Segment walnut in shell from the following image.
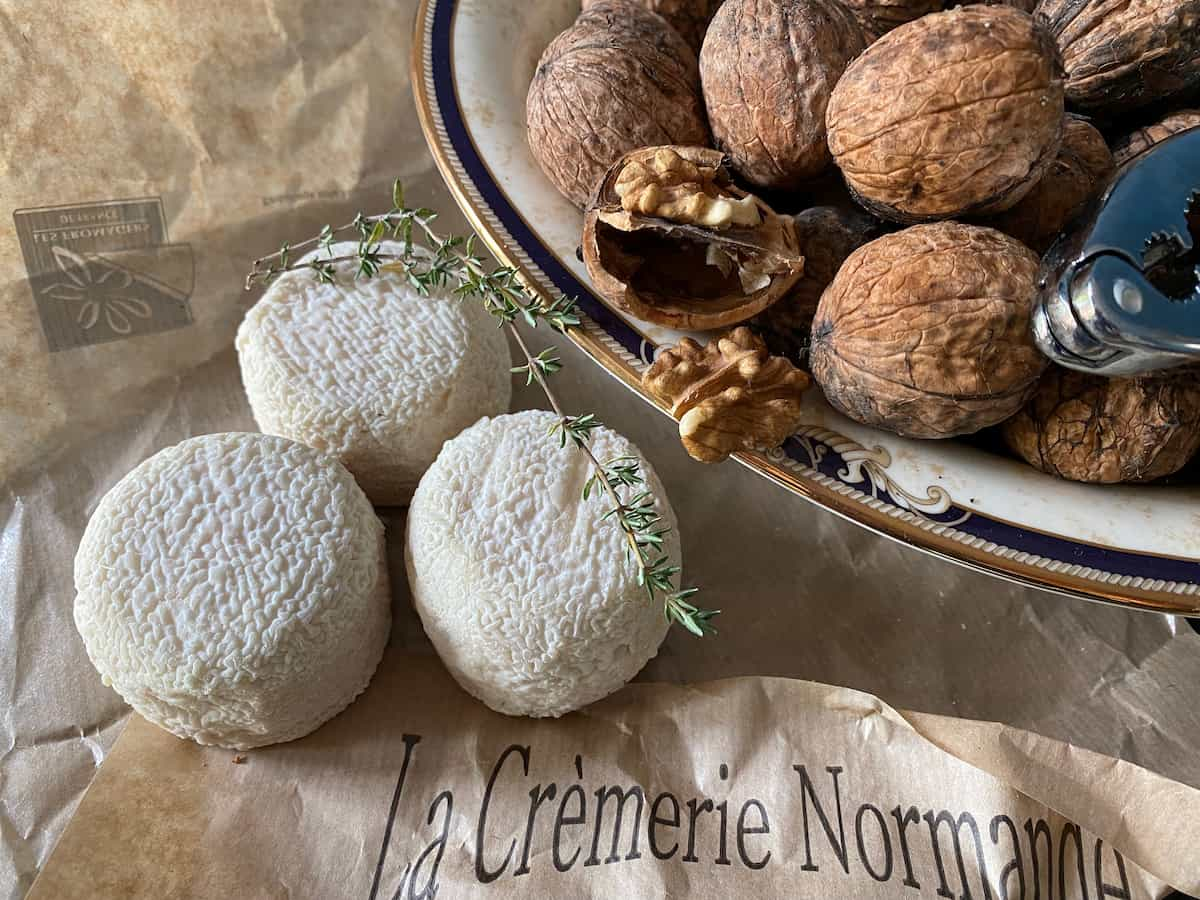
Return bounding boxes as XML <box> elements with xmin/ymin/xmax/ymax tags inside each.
<box><xmin>826</xmin><ymin>6</ymin><xmax>1065</xmax><ymax>224</ymax></box>
<box><xmin>525</xmin><ymin>1</ymin><xmax>709</xmax><ymax>209</ymax></box>
<box><xmin>986</xmin><ymin>115</ymin><xmax>1114</xmax><ymax>253</ymax></box>
<box><xmin>810</xmin><ymin>222</ymin><xmax>1046</xmax><ymax>439</ymax></box>
<box><xmin>751</xmin><ymin>205</ymin><xmax>885</xmax><ymax>362</ymax></box>
<box><xmin>1111</xmin><ymin>109</ymin><xmax>1200</xmax><ymax>167</ymax></box>
<box><xmin>700</xmin><ymin>0</ymin><xmax>866</xmax><ymax>191</ymax></box>
<box><xmin>643</xmin><ymin>327</ymin><xmax>812</xmax><ymax>462</ymax></box>
<box><xmin>582</xmin><ymin>146</ymin><xmax>805</xmax><ymax>330</ymax></box>
<box><xmin>982</xmin><ymin>0</ymin><xmax>1037</xmax><ymax>10</ymax></box>
<box><xmin>1035</xmin><ymin>0</ymin><xmax>1200</xmax><ymax>113</ymax></box>
<box><xmin>1003</xmin><ymin>366</ymin><xmax>1200</xmax><ymax>483</ymax></box>
<box><xmin>840</xmin><ymin>0</ymin><xmax>943</xmax><ymax>42</ymax></box>
<box><xmin>584</xmin><ymin>0</ymin><xmax>723</xmax><ymax>53</ymax></box>
<box><xmin>854</xmin><ymin>0</ymin><xmax>1037</xmax><ymax>36</ymax></box>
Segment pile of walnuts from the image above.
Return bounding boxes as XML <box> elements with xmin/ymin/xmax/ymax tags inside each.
<box><xmin>527</xmin><ymin>0</ymin><xmax>1200</xmax><ymax>483</ymax></box>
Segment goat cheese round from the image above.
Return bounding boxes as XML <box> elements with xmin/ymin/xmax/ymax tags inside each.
<box><xmin>73</xmin><ymin>432</ymin><xmax>391</xmax><ymax>750</ymax></box>
<box><xmin>406</xmin><ymin>410</ymin><xmax>678</xmax><ymax>717</ymax></box>
<box><xmin>237</xmin><ymin>241</ymin><xmax>512</xmax><ymax>506</ymax></box>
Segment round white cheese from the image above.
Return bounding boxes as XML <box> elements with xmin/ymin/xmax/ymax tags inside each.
<box><xmin>236</xmin><ymin>241</ymin><xmax>512</xmax><ymax>505</ymax></box>
<box><xmin>405</xmin><ymin>410</ymin><xmax>677</xmax><ymax>717</ymax></box>
<box><xmin>73</xmin><ymin>432</ymin><xmax>391</xmax><ymax>750</ymax></box>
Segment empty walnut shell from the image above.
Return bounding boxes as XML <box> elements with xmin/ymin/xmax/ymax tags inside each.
<box><xmin>827</xmin><ymin>6</ymin><xmax>1065</xmax><ymax>224</ymax></box>
<box><xmin>840</xmin><ymin>0</ymin><xmax>943</xmax><ymax>41</ymax></box>
<box><xmin>584</xmin><ymin>0</ymin><xmax>723</xmax><ymax>53</ymax></box>
<box><xmin>525</xmin><ymin>1</ymin><xmax>709</xmax><ymax>209</ymax></box>
<box><xmin>700</xmin><ymin>0</ymin><xmax>866</xmax><ymax>191</ymax></box>
<box><xmin>751</xmin><ymin>205</ymin><xmax>884</xmax><ymax>362</ymax></box>
<box><xmin>986</xmin><ymin>115</ymin><xmax>1114</xmax><ymax>253</ymax></box>
<box><xmin>1003</xmin><ymin>366</ymin><xmax>1200</xmax><ymax>483</ymax></box>
<box><xmin>1035</xmin><ymin>0</ymin><xmax>1200</xmax><ymax>113</ymax></box>
<box><xmin>811</xmin><ymin>222</ymin><xmax>1046</xmax><ymax>439</ymax></box>
<box><xmin>582</xmin><ymin>146</ymin><xmax>805</xmax><ymax>330</ymax></box>
<box><xmin>1111</xmin><ymin>109</ymin><xmax>1200</xmax><ymax>167</ymax></box>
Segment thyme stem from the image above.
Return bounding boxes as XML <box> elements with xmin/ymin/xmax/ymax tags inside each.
<box><xmin>244</xmin><ymin>182</ymin><xmax>718</xmax><ymax>636</ymax></box>
<box><xmin>507</xmin><ymin>316</ymin><xmax>651</xmax><ymax>568</ymax></box>
<box><xmin>506</xmin><ymin>316</ymin><xmax>564</xmax><ymax>418</ymax></box>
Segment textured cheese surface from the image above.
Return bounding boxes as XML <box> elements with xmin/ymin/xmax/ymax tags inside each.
<box><xmin>406</xmin><ymin>411</ymin><xmax>677</xmax><ymax>717</ymax></box>
<box><xmin>73</xmin><ymin>432</ymin><xmax>390</xmax><ymax>750</ymax></box>
<box><xmin>237</xmin><ymin>241</ymin><xmax>512</xmax><ymax>505</ymax></box>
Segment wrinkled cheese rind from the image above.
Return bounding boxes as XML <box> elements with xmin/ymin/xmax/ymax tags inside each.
<box><xmin>237</xmin><ymin>241</ymin><xmax>512</xmax><ymax>505</ymax></box>
<box><xmin>73</xmin><ymin>432</ymin><xmax>390</xmax><ymax>750</ymax></box>
<box><xmin>405</xmin><ymin>410</ymin><xmax>677</xmax><ymax>718</ymax></box>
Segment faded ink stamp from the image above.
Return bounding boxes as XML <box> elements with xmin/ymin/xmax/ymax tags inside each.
<box><xmin>14</xmin><ymin>198</ymin><xmax>194</xmax><ymax>351</ymax></box>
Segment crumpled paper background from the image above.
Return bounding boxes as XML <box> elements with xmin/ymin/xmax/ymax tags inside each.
<box><xmin>24</xmin><ymin>652</ymin><xmax>1200</xmax><ymax>898</ymax></box>
<box><xmin>2</xmin><ymin>0</ymin><xmax>1200</xmax><ymax>897</ymax></box>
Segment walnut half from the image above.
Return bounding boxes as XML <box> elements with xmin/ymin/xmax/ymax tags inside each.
<box><xmin>615</xmin><ymin>147</ymin><xmax>762</xmax><ymax>229</ymax></box>
<box><xmin>582</xmin><ymin>145</ymin><xmax>805</xmax><ymax>330</ymax></box>
<box><xmin>643</xmin><ymin>327</ymin><xmax>811</xmax><ymax>463</ymax></box>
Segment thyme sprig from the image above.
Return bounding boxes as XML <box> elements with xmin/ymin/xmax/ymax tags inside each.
<box><xmin>245</xmin><ymin>181</ymin><xmax>718</xmax><ymax>636</ymax></box>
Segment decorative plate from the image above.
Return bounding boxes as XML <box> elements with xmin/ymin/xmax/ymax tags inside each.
<box><xmin>411</xmin><ymin>0</ymin><xmax>1200</xmax><ymax>614</ymax></box>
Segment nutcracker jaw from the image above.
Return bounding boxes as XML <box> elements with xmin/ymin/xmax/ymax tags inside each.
<box><xmin>1033</xmin><ymin>127</ymin><xmax>1200</xmax><ymax>377</ymax></box>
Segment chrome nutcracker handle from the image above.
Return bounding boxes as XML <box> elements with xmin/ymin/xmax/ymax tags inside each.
<box><xmin>1033</xmin><ymin>127</ymin><xmax>1200</xmax><ymax>377</ymax></box>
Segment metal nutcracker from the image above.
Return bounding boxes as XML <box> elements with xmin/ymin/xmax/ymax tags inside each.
<box><xmin>1033</xmin><ymin>126</ymin><xmax>1200</xmax><ymax>377</ymax></box>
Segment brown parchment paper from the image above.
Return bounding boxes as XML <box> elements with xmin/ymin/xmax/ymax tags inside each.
<box><xmin>27</xmin><ymin>648</ymin><xmax>1200</xmax><ymax>898</ymax></box>
<box><xmin>7</xmin><ymin>0</ymin><xmax>1200</xmax><ymax>897</ymax></box>
<box><xmin>0</xmin><ymin>2</ymin><xmax>450</xmax><ymax>894</ymax></box>
<box><xmin>0</xmin><ymin>0</ymin><xmax>441</xmax><ymax>484</ymax></box>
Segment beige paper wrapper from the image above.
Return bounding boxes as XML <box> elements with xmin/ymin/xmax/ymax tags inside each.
<box><xmin>0</xmin><ymin>0</ymin><xmax>444</xmax><ymax>485</ymax></box>
<box><xmin>6</xmin><ymin>2</ymin><xmax>1200</xmax><ymax>898</ymax></box>
<box><xmin>0</xmin><ymin>3</ymin><xmax>452</xmax><ymax>892</ymax></box>
<box><xmin>27</xmin><ymin>648</ymin><xmax>1200</xmax><ymax>898</ymax></box>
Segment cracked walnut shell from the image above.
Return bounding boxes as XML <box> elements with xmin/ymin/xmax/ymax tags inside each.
<box><xmin>525</xmin><ymin>1</ymin><xmax>709</xmax><ymax>209</ymax></box>
<box><xmin>826</xmin><ymin>6</ymin><xmax>1065</xmax><ymax>223</ymax></box>
<box><xmin>1035</xmin><ymin>0</ymin><xmax>1200</xmax><ymax>113</ymax></box>
<box><xmin>810</xmin><ymin>222</ymin><xmax>1046</xmax><ymax>439</ymax></box>
<box><xmin>1003</xmin><ymin>367</ymin><xmax>1200</xmax><ymax>483</ymax></box>
<box><xmin>643</xmin><ymin>327</ymin><xmax>811</xmax><ymax>463</ymax></box>
<box><xmin>582</xmin><ymin>146</ymin><xmax>805</xmax><ymax>330</ymax></box>
<box><xmin>700</xmin><ymin>0</ymin><xmax>866</xmax><ymax>191</ymax></box>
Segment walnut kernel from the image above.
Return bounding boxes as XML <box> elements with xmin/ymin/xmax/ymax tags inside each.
<box><xmin>644</xmin><ymin>327</ymin><xmax>811</xmax><ymax>462</ymax></box>
<box><xmin>615</xmin><ymin>148</ymin><xmax>762</xmax><ymax>228</ymax></box>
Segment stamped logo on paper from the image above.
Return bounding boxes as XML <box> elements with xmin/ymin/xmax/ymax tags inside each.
<box><xmin>14</xmin><ymin>198</ymin><xmax>195</xmax><ymax>351</ymax></box>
